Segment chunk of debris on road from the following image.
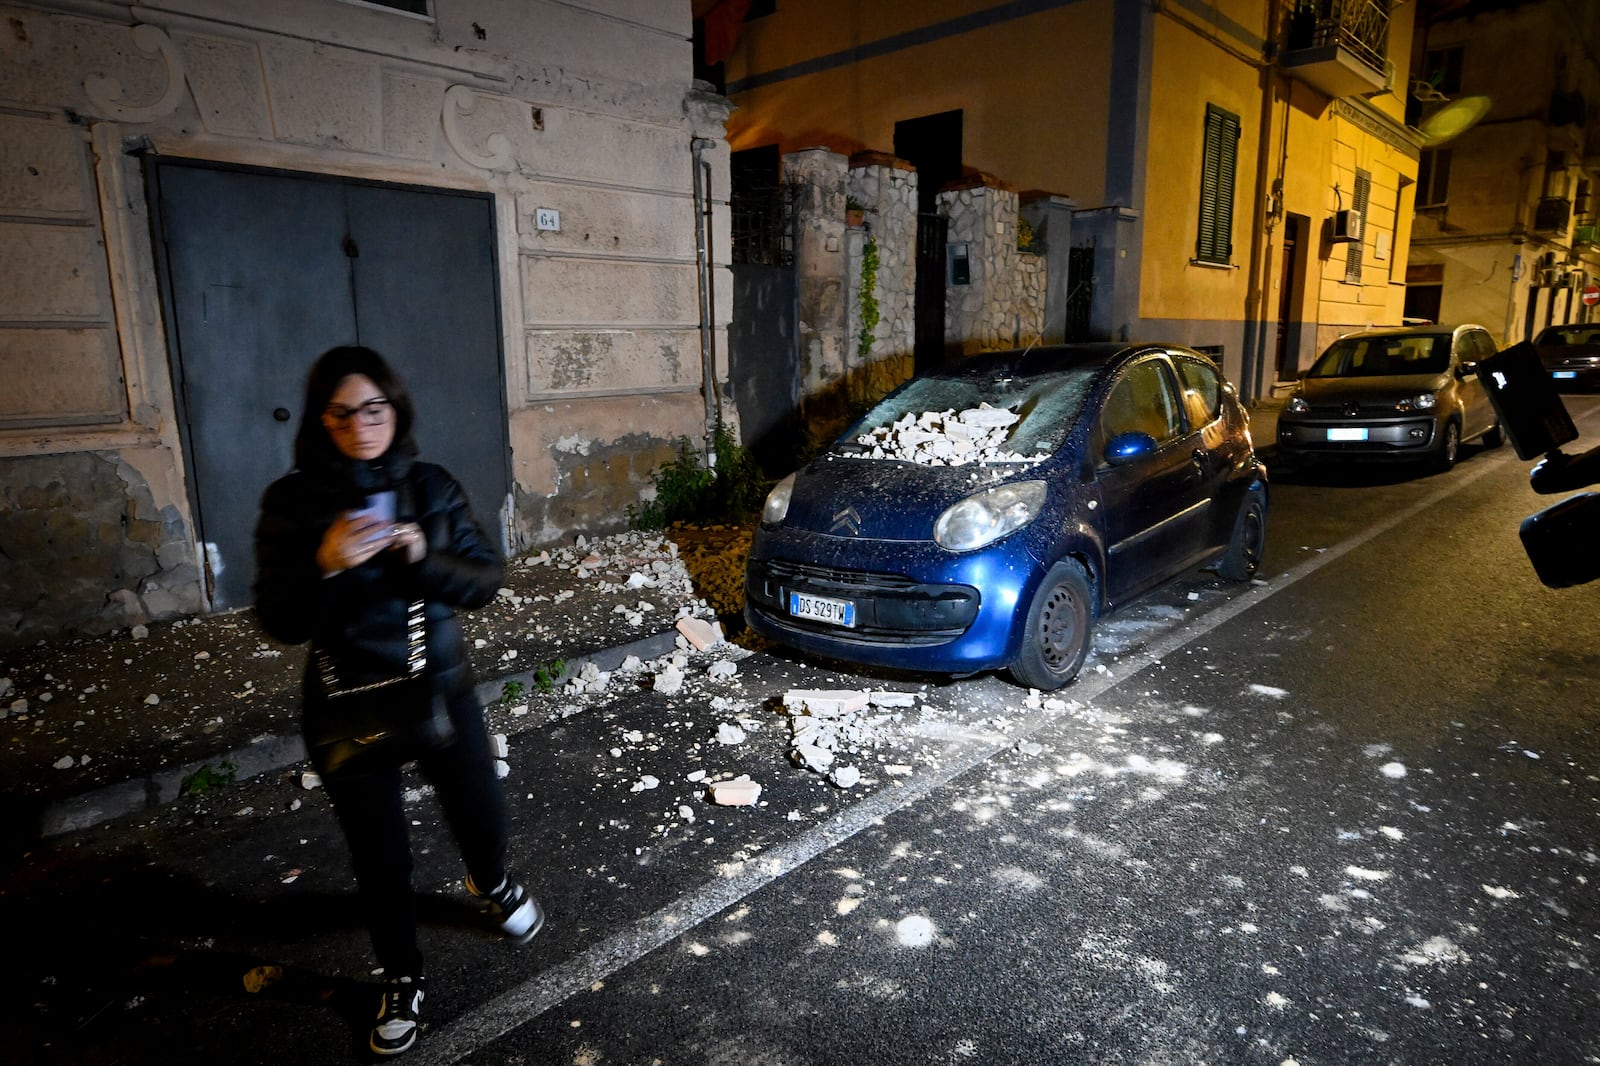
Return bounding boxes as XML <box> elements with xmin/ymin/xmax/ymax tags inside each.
<box><xmin>1015</xmin><ymin>740</ymin><xmax>1045</xmax><ymax>756</ymax></box>
<box><xmin>707</xmin><ymin>660</ymin><xmax>738</xmax><ymax>680</ymax></box>
<box><xmin>491</xmin><ymin>733</ymin><xmax>509</xmax><ymax>758</ymax></box>
<box><xmin>830</xmin><ymin>765</ymin><xmax>861</xmax><ymax>788</ymax></box>
<box><xmin>708</xmin><ymin>776</ymin><xmax>761</xmax><ymax>806</ymax></box>
<box><xmin>53</xmin><ymin>755</ymin><xmax>76</xmax><ymax>770</ymax></box>
<box><xmin>494</xmin><ymin>759</ymin><xmax>510</xmax><ymax>779</ymax></box>
<box><xmin>792</xmin><ymin>743</ymin><xmax>834</xmax><ymax>772</ymax></box>
<box><xmin>717</xmin><ymin>722</ymin><xmax>746</xmax><ymax>745</ymax></box>
<box><xmin>300</xmin><ymin>770</ymin><xmax>322</xmax><ymax>790</ymax></box>
<box><xmin>782</xmin><ymin>689</ymin><xmax>871</xmax><ymax>717</ymax></box>
<box><xmin>653</xmin><ymin>663</ymin><xmax>685</xmax><ymax>695</ymax></box>
<box><xmin>675</xmin><ymin>615</ymin><xmax>724</xmax><ymax>651</ymax></box>
<box><xmin>630</xmin><ymin>774</ymin><xmax>660</xmax><ymax>792</ymax></box>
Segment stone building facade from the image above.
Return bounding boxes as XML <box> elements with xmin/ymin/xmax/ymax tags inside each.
<box><xmin>781</xmin><ymin>146</ymin><xmax>1047</xmax><ymax>440</ymax></box>
<box><xmin>0</xmin><ymin>0</ymin><xmax>731</xmax><ymax>644</ymax></box>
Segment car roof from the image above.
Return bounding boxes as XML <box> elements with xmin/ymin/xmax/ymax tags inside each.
<box><xmin>1335</xmin><ymin>324</ymin><xmax>1486</xmax><ymax>341</ymax></box>
<box><xmin>922</xmin><ymin>342</ymin><xmax>1210</xmax><ymax>379</ymax></box>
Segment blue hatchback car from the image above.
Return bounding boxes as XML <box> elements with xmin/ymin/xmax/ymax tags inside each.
<box><xmin>744</xmin><ymin>343</ymin><xmax>1268</xmax><ymax>690</ymax></box>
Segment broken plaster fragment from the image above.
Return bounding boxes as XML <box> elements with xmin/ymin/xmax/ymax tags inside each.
<box><xmin>783</xmin><ymin>689</ymin><xmax>870</xmax><ymax>717</ymax></box>
<box><xmin>717</xmin><ymin>722</ymin><xmax>747</xmax><ymax>745</ymax></box>
<box><xmin>830</xmin><ymin>765</ymin><xmax>862</xmax><ymax>788</ymax></box>
<box><xmin>708</xmin><ymin>777</ymin><xmax>761</xmax><ymax>806</ymax></box>
<box><xmin>675</xmin><ymin>616</ymin><xmax>723</xmax><ymax>651</ymax></box>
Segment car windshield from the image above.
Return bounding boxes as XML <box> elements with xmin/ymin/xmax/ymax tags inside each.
<box><xmin>1538</xmin><ymin>326</ymin><xmax>1600</xmax><ymax>346</ymax></box>
<box><xmin>1307</xmin><ymin>334</ymin><xmax>1450</xmax><ymax>377</ymax></box>
<box><xmin>840</xmin><ymin>365</ymin><xmax>1100</xmax><ymax>462</ymax></box>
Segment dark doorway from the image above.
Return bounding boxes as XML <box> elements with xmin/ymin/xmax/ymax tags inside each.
<box><xmin>728</xmin><ymin>145</ymin><xmax>799</xmax><ymax>475</ymax></box>
<box><xmin>1274</xmin><ymin>215</ymin><xmax>1304</xmax><ymax>380</ymax></box>
<box><xmin>151</xmin><ymin>161</ymin><xmax>509</xmax><ymax>610</ymax></box>
<box><xmin>895</xmin><ymin>110</ymin><xmax>963</xmax><ymax>371</ymax></box>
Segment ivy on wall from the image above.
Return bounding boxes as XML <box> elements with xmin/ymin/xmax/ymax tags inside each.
<box><xmin>857</xmin><ymin>236</ymin><xmax>880</xmax><ymax>359</ymax></box>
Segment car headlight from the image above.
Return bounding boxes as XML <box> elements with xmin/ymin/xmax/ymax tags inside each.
<box><xmin>1397</xmin><ymin>392</ymin><xmax>1437</xmax><ymax>412</ymax></box>
<box><xmin>761</xmin><ymin>473</ymin><xmax>796</xmax><ymax>525</ymax></box>
<box><xmin>933</xmin><ymin>481</ymin><xmax>1047</xmax><ymax>551</ymax></box>
<box><xmin>1286</xmin><ymin>395</ymin><xmax>1309</xmax><ymax>415</ymax></box>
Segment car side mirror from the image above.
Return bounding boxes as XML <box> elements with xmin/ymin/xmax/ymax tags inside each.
<box><xmin>1458</xmin><ymin>361</ymin><xmax>1477</xmax><ymax>378</ymax></box>
<box><xmin>1105</xmin><ymin>431</ymin><xmax>1157</xmax><ymax>465</ymax></box>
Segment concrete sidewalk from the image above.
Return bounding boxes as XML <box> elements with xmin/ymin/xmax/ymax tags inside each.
<box><xmin>1</xmin><ymin>529</ymin><xmax>741</xmax><ymax>844</ymax></box>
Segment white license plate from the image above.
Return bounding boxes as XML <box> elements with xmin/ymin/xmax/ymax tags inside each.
<box><xmin>1554</xmin><ymin>371</ymin><xmax>1577</xmax><ymax>380</ymax></box>
<box><xmin>789</xmin><ymin>591</ymin><xmax>856</xmax><ymax>627</ymax></box>
<box><xmin>1327</xmin><ymin>427</ymin><xmax>1369</xmax><ymax>441</ymax></box>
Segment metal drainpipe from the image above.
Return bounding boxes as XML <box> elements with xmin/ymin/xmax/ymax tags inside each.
<box><xmin>691</xmin><ymin>137</ymin><xmax>719</xmax><ymax>465</ymax></box>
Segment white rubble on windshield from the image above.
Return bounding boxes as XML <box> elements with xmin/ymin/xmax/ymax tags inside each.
<box><xmin>846</xmin><ymin>404</ymin><xmax>1049</xmax><ymax>466</ymax></box>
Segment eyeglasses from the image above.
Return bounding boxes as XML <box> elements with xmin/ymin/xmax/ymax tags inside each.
<box><xmin>322</xmin><ymin>397</ymin><xmax>393</xmax><ymax>428</ymax></box>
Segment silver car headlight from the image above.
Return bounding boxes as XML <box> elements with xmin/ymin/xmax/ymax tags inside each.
<box><xmin>1286</xmin><ymin>395</ymin><xmax>1310</xmax><ymax>415</ymax></box>
<box><xmin>1399</xmin><ymin>392</ymin><xmax>1437</xmax><ymax>412</ymax></box>
<box><xmin>933</xmin><ymin>481</ymin><xmax>1047</xmax><ymax>551</ymax></box>
<box><xmin>761</xmin><ymin>473</ymin><xmax>796</xmax><ymax>525</ymax></box>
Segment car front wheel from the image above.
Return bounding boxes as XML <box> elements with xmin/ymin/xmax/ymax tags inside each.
<box><xmin>1009</xmin><ymin>560</ymin><xmax>1092</xmax><ymax>691</ymax></box>
<box><xmin>1216</xmin><ymin>490</ymin><xmax>1266</xmax><ymax>581</ymax></box>
<box><xmin>1434</xmin><ymin>420</ymin><xmax>1461</xmax><ymax>470</ymax></box>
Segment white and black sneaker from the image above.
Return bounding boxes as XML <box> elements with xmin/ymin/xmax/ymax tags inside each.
<box><xmin>465</xmin><ymin>874</ymin><xmax>545</xmax><ymax>944</ymax></box>
<box><xmin>370</xmin><ymin>974</ymin><xmax>424</xmax><ymax>1057</ymax></box>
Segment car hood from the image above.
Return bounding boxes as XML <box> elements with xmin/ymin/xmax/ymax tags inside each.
<box><xmin>781</xmin><ymin>454</ymin><xmax>1051</xmax><ymax>540</ymax></box>
<box><xmin>1299</xmin><ymin>373</ymin><xmax>1448</xmax><ymax>402</ymax></box>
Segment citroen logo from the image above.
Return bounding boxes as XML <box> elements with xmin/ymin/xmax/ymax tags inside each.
<box><xmin>830</xmin><ymin>506</ymin><xmax>862</xmax><ymax>536</ymax></box>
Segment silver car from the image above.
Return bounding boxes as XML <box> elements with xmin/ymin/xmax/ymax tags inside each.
<box><xmin>1276</xmin><ymin>324</ymin><xmax>1503</xmax><ymax>469</ymax></box>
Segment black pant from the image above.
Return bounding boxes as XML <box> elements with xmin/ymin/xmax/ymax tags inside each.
<box><xmin>315</xmin><ymin>688</ymin><xmax>509</xmax><ymax>977</ymax></box>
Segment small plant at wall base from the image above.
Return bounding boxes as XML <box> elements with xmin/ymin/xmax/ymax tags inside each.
<box><xmin>628</xmin><ymin>420</ymin><xmax>766</xmax><ymax>530</ymax></box>
<box><xmin>858</xmin><ymin>236</ymin><xmax>881</xmax><ymax>359</ymax></box>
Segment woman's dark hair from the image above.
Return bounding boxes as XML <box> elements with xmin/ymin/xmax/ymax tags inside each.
<box><xmin>293</xmin><ymin>345</ymin><xmax>418</xmax><ymax>472</ymax></box>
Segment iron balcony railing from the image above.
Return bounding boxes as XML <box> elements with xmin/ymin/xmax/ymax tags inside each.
<box><xmin>1535</xmin><ymin>197</ymin><xmax>1573</xmax><ymax>233</ymax></box>
<box><xmin>1287</xmin><ymin>0</ymin><xmax>1390</xmax><ymax>76</ymax></box>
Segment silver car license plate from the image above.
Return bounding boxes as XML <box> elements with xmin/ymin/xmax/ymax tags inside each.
<box><xmin>789</xmin><ymin>591</ymin><xmax>856</xmax><ymax>627</ymax></box>
<box><xmin>1327</xmin><ymin>427</ymin><xmax>1369</xmax><ymax>441</ymax></box>
<box><xmin>1554</xmin><ymin>370</ymin><xmax>1577</xmax><ymax>379</ymax></box>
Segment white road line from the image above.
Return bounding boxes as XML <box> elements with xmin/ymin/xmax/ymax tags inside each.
<box><xmin>417</xmin><ymin>415</ymin><xmax>1582</xmax><ymax>1063</ymax></box>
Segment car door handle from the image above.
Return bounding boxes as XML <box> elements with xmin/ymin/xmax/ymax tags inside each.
<box><xmin>1191</xmin><ymin>448</ymin><xmax>1209</xmax><ymax>470</ymax></box>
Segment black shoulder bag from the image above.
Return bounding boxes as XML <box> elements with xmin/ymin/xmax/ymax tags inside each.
<box><xmin>305</xmin><ymin>480</ymin><xmax>457</xmax><ymax>776</ymax></box>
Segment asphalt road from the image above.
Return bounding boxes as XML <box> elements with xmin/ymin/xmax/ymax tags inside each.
<box><xmin>6</xmin><ymin>397</ymin><xmax>1599</xmax><ymax>1065</ymax></box>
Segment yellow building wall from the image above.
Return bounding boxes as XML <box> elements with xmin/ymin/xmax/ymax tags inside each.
<box><xmin>1141</xmin><ymin>11</ymin><xmax>1266</xmax><ymax>324</ymax></box>
<box><xmin>726</xmin><ymin>0</ymin><xmax>1114</xmax><ymax>204</ymax></box>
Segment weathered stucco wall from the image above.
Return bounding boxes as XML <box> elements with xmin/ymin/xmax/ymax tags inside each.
<box><xmin>0</xmin><ymin>1</ymin><xmax>730</xmax><ymax>644</ymax></box>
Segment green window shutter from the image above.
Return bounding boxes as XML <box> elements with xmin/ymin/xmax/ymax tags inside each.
<box><xmin>1197</xmin><ymin>105</ymin><xmax>1241</xmax><ymax>265</ymax></box>
<box><xmin>1345</xmin><ymin>168</ymin><xmax>1371</xmax><ymax>283</ymax></box>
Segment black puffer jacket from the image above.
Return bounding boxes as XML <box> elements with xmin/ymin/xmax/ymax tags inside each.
<box><xmin>254</xmin><ymin>457</ymin><xmax>504</xmax><ymax>699</ymax></box>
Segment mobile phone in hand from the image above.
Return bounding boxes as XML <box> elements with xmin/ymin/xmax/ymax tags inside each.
<box><xmin>349</xmin><ymin>490</ymin><xmax>397</xmax><ymax>544</ymax></box>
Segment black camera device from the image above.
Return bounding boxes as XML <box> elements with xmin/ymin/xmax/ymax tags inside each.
<box><xmin>1476</xmin><ymin>341</ymin><xmax>1600</xmax><ymax>588</ymax></box>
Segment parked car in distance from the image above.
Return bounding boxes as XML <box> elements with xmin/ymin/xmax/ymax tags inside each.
<box><xmin>744</xmin><ymin>343</ymin><xmax>1268</xmax><ymax>691</ymax></box>
<box><xmin>1532</xmin><ymin>324</ymin><xmax>1600</xmax><ymax>389</ymax></box>
<box><xmin>1275</xmin><ymin>324</ymin><xmax>1502</xmax><ymax>469</ymax></box>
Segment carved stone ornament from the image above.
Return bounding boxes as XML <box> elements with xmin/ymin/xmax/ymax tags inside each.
<box><xmin>84</xmin><ymin>24</ymin><xmax>188</xmax><ymax>123</ymax></box>
<box><xmin>442</xmin><ymin>84</ymin><xmax>515</xmax><ymax>172</ymax></box>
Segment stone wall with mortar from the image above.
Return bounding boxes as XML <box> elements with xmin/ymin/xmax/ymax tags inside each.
<box><xmin>0</xmin><ymin>1</ymin><xmax>728</xmax><ymax>645</ymax></box>
<box><xmin>940</xmin><ymin>179</ymin><xmax>1046</xmax><ymax>356</ymax></box>
<box><xmin>845</xmin><ymin>155</ymin><xmax>917</xmax><ymax>407</ymax></box>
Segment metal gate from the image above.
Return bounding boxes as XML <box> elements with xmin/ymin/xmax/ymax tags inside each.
<box><xmin>728</xmin><ymin>165</ymin><xmax>798</xmax><ymax>474</ymax></box>
<box><xmin>914</xmin><ymin>211</ymin><xmax>948</xmax><ymax>371</ymax></box>
<box><xmin>1066</xmin><ymin>243</ymin><xmax>1096</xmax><ymax>342</ymax></box>
<box><xmin>151</xmin><ymin>161</ymin><xmax>509</xmax><ymax>609</ymax></box>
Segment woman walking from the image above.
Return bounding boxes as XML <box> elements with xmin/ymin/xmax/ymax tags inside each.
<box><xmin>254</xmin><ymin>345</ymin><xmax>539</xmax><ymax>1056</ymax></box>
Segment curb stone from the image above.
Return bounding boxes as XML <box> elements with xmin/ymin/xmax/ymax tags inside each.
<box><xmin>34</xmin><ymin>628</ymin><xmax>682</xmax><ymax>839</ymax></box>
